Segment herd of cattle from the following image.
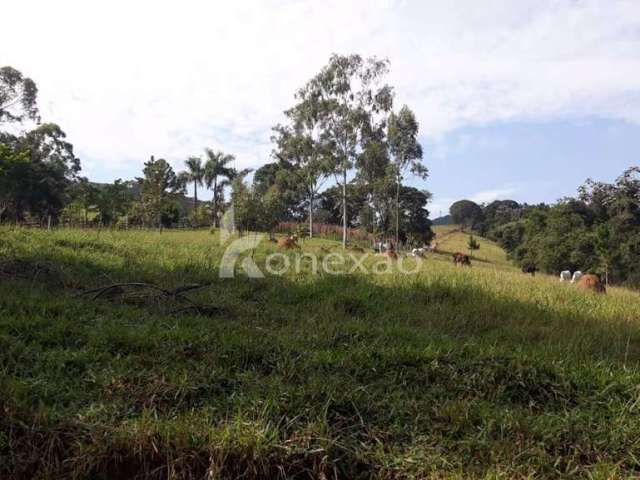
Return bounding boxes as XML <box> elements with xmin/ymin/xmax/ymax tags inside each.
<box><xmin>559</xmin><ymin>270</ymin><xmax>606</xmax><ymax>293</ymax></box>
<box><xmin>273</xmin><ymin>234</ymin><xmax>607</xmax><ymax>293</ymax></box>
<box><xmin>522</xmin><ymin>266</ymin><xmax>606</xmax><ymax>293</ymax></box>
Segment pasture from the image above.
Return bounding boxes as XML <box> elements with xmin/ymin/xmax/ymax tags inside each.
<box><xmin>2</xmin><ymin>227</ymin><xmax>640</xmax><ymax>479</ymax></box>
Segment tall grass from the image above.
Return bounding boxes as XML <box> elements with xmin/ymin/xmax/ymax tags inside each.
<box><xmin>1</xmin><ymin>227</ymin><xmax>640</xmax><ymax>479</ymax></box>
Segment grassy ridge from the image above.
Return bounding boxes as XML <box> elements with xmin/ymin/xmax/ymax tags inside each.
<box><xmin>2</xmin><ymin>227</ymin><xmax>640</xmax><ymax>479</ymax></box>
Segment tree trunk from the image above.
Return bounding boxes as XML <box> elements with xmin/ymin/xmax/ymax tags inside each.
<box><xmin>342</xmin><ymin>167</ymin><xmax>347</xmax><ymax>249</ymax></box>
<box><xmin>213</xmin><ymin>177</ymin><xmax>219</xmax><ymax>227</ymax></box>
<box><xmin>395</xmin><ymin>174</ymin><xmax>401</xmax><ymax>247</ymax></box>
<box><xmin>193</xmin><ymin>181</ymin><xmax>198</xmax><ymax>211</ymax></box>
<box><xmin>308</xmin><ymin>192</ymin><xmax>314</xmax><ymax>239</ymax></box>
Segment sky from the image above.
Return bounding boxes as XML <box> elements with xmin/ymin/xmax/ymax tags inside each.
<box><xmin>2</xmin><ymin>0</ymin><xmax>640</xmax><ymax>217</ymax></box>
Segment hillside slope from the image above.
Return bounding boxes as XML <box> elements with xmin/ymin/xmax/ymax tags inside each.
<box><xmin>2</xmin><ymin>227</ymin><xmax>640</xmax><ymax>479</ymax></box>
<box><xmin>432</xmin><ymin>225</ymin><xmax>513</xmax><ymax>269</ymax></box>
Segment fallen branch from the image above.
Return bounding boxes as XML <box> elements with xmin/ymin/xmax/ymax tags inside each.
<box><xmin>74</xmin><ymin>282</ymin><xmax>173</xmax><ymax>300</ymax></box>
<box><xmin>74</xmin><ymin>282</ymin><xmax>213</xmax><ymax>300</ymax></box>
<box><xmin>170</xmin><ymin>304</ymin><xmax>226</xmax><ymax>316</ymax></box>
<box><xmin>73</xmin><ymin>282</ymin><xmax>223</xmax><ymax>316</ymax></box>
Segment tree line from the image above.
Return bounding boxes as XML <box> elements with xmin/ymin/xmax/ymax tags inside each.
<box><xmin>0</xmin><ymin>55</ymin><xmax>434</xmax><ymax>246</ymax></box>
<box><xmin>449</xmin><ymin>168</ymin><xmax>640</xmax><ymax>287</ymax></box>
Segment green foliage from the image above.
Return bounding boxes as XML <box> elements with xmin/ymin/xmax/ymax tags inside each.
<box><xmin>232</xmin><ymin>179</ymin><xmax>285</xmax><ymax>234</ymax></box>
<box><xmin>0</xmin><ymin>123</ymin><xmax>80</xmax><ymax>222</ymax></box>
<box><xmin>450</xmin><ymin>199</ymin><xmax>484</xmax><ymax>230</ymax></box>
<box><xmin>296</xmin><ymin>54</ymin><xmax>394</xmax><ymax>247</ymax></box>
<box><xmin>319</xmin><ymin>183</ymin><xmax>365</xmax><ymax>227</ymax></box>
<box><xmin>271</xmin><ymin>98</ymin><xmax>334</xmax><ymax>237</ymax></box>
<box><xmin>486</xmin><ymin>168</ymin><xmax>640</xmax><ymax>287</ymax></box>
<box><xmin>0</xmin><ymin>144</ymin><xmax>30</xmax><ymax>220</ymax></box>
<box><xmin>133</xmin><ymin>156</ymin><xmax>184</xmax><ymax>228</ymax></box>
<box><xmin>467</xmin><ymin>234</ymin><xmax>480</xmax><ymax>254</ymax></box>
<box><xmin>0</xmin><ymin>68</ymin><xmax>82</xmax><ymax>224</ymax></box>
<box><xmin>68</xmin><ymin>177</ymin><xmax>99</xmax><ymax>225</ymax></box>
<box><xmin>253</xmin><ymin>160</ymin><xmax>303</xmax><ymax>221</ymax></box>
<box><xmin>394</xmin><ymin>186</ymin><xmax>433</xmax><ymax>244</ymax></box>
<box><xmin>476</xmin><ymin>199</ymin><xmax>524</xmax><ymax>236</ymax></box>
<box><xmin>188</xmin><ymin>204</ymin><xmax>211</xmax><ymax>226</ymax></box>
<box><xmin>0</xmin><ymin>66</ymin><xmax>39</xmax><ymax>124</ymax></box>
<box><xmin>96</xmin><ymin>179</ymin><xmax>134</xmax><ymax>225</ymax></box>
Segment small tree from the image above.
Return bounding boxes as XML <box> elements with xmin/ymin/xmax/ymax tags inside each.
<box><xmin>70</xmin><ymin>177</ymin><xmax>99</xmax><ymax>225</ymax></box>
<box><xmin>96</xmin><ymin>179</ymin><xmax>133</xmax><ymax>226</ymax></box>
<box><xmin>272</xmin><ymin>115</ymin><xmax>330</xmax><ymax>239</ymax></box>
<box><xmin>594</xmin><ymin>224</ymin><xmax>613</xmax><ymax>287</ymax></box>
<box><xmin>138</xmin><ymin>156</ymin><xmax>183</xmax><ymax>229</ymax></box>
<box><xmin>468</xmin><ymin>235</ymin><xmax>480</xmax><ymax>257</ymax></box>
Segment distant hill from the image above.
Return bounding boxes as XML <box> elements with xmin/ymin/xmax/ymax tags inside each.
<box><xmin>431</xmin><ymin>214</ymin><xmax>453</xmax><ymax>225</ymax></box>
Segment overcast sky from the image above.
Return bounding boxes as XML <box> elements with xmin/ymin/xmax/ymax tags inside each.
<box><xmin>2</xmin><ymin>0</ymin><xmax>640</xmax><ymax>216</ymax></box>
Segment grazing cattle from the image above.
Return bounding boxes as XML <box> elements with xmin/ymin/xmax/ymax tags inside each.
<box><xmin>385</xmin><ymin>249</ymin><xmax>398</xmax><ymax>260</ymax></box>
<box><xmin>522</xmin><ymin>264</ymin><xmax>538</xmax><ymax>276</ymax></box>
<box><xmin>576</xmin><ymin>274</ymin><xmax>606</xmax><ymax>294</ymax></box>
<box><xmin>411</xmin><ymin>247</ymin><xmax>425</xmax><ymax>258</ymax></box>
<box><xmin>277</xmin><ymin>235</ymin><xmax>299</xmax><ymax>249</ymax></box>
<box><xmin>571</xmin><ymin>271</ymin><xmax>583</xmax><ymax>283</ymax></box>
<box><xmin>453</xmin><ymin>252</ymin><xmax>471</xmax><ymax>266</ymax></box>
<box><xmin>560</xmin><ymin>270</ymin><xmax>571</xmax><ymax>282</ymax></box>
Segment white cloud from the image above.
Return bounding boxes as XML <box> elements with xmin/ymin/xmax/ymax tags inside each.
<box><xmin>2</xmin><ymin>0</ymin><xmax>640</xmax><ymax>185</ymax></box>
<box><xmin>470</xmin><ymin>187</ymin><xmax>519</xmax><ymax>205</ymax></box>
<box><xmin>429</xmin><ymin>186</ymin><xmax>520</xmax><ymax>218</ymax></box>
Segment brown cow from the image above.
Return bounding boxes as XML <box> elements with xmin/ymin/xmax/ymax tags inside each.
<box><xmin>385</xmin><ymin>249</ymin><xmax>398</xmax><ymax>260</ymax></box>
<box><xmin>453</xmin><ymin>252</ymin><xmax>471</xmax><ymax>266</ymax></box>
<box><xmin>277</xmin><ymin>234</ymin><xmax>299</xmax><ymax>249</ymax></box>
<box><xmin>576</xmin><ymin>274</ymin><xmax>606</xmax><ymax>294</ymax></box>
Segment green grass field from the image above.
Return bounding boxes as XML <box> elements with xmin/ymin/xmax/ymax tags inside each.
<box><xmin>2</xmin><ymin>227</ymin><xmax>640</xmax><ymax>479</ymax></box>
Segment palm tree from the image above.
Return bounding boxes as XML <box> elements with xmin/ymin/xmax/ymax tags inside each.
<box><xmin>204</xmin><ymin>149</ymin><xmax>236</xmax><ymax>227</ymax></box>
<box><xmin>179</xmin><ymin>156</ymin><xmax>205</xmax><ymax>211</ymax></box>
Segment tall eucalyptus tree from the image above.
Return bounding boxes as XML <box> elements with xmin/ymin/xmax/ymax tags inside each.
<box><xmin>295</xmin><ymin>54</ymin><xmax>393</xmax><ymax>247</ymax></box>
<box><xmin>387</xmin><ymin>105</ymin><xmax>426</xmax><ymax>245</ymax></box>
<box><xmin>272</xmin><ymin>102</ymin><xmax>332</xmax><ymax>238</ymax></box>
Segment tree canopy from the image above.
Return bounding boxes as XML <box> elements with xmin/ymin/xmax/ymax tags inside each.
<box><xmin>0</xmin><ymin>66</ymin><xmax>39</xmax><ymax>124</ymax></box>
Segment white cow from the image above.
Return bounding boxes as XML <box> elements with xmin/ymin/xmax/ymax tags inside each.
<box><xmin>411</xmin><ymin>247</ymin><xmax>425</xmax><ymax>257</ymax></box>
<box><xmin>560</xmin><ymin>270</ymin><xmax>571</xmax><ymax>282</ymax></box>
<box><xmin>571</xmin><ymin>271</ymin><xmax>583</xmax><ymax>283</ymax></box>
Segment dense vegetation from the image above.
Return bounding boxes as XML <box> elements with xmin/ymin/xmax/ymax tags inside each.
<box><xmin>0</xmin><ymin>57</ymin><xmax>433</xmax><ymax>246</ymax></box>
<box><xmin>449</xmin><ymin>167</ymin><xmax>640</xmax><ymax>287</ymax></box>
<box><xmin>2</xmin><ymin>227</ymin><xmax>640</xmax><ymax>479</ymax></box>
